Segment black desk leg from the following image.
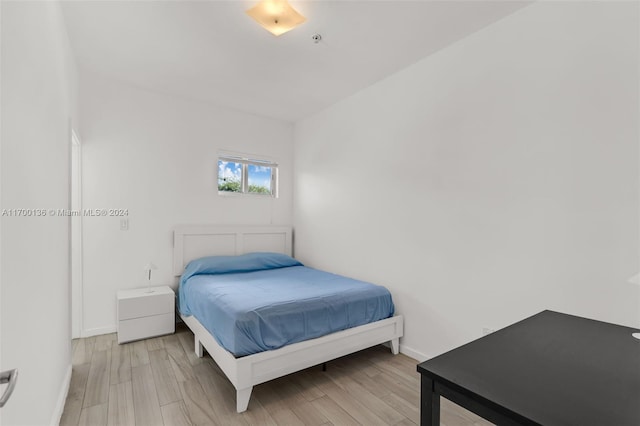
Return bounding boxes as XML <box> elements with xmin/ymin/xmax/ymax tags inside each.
<box><xmin>421</xmin><ymin>376</ymin><xmax>440</xmax><ymax>426</ymax></box>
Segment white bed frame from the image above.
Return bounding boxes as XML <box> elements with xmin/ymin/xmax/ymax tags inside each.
<box><xmin>173</xmin><ymin>225</ymin><xmax>404</xmax><ymax>413</ymax></box>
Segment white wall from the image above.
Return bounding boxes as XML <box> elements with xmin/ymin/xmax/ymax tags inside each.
<box><xmin>1</xmin><ymin>1</ymin><xmax>78</xmax><ymax>424</ymax></box>
<box><xmin>79</xmin><ymin>71</ymin><xmax>293</xmax><ymax>335</ymax></box>
<box><xmin>293</xmin><ymin>1</ymin><xmax>639</xmax><ymax>360</ymax></box>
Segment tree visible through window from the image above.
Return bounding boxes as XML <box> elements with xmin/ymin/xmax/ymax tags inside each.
<box><xmin>218</xmin><ymin>155</ymin><xmax>277</xmax><ymax>196</ymax></box>
<box><xmin>218</xmin><ymin>160</ymin><xmax>242</xmax><ymax>192</ymax></box>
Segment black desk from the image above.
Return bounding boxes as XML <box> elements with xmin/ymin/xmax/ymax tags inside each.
<box><xmin>417</xmin><ymin>310</ymin><xmax>640</xmax><ymax>426</ymax></box>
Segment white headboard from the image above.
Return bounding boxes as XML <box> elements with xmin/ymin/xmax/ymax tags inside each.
<box><xmin>173</xmin><ymin>225</ymin><xmax>292</xmax><ymax>276</ymax></box>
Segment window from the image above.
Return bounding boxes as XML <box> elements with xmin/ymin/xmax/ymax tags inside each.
<box><xmin>218</xmin><ymin>155</ymin><xmax>278</xmax><ymax>196</ymax></box>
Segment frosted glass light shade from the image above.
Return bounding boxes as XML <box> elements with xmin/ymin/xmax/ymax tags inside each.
<box><xmin>246</xmin><ymin>0</ymin><xmax>306</xmax><ymax>36</ymax></box>
<box><xmin>144</xmin><ymin>262</ymin><xmax>157</xmax><ymax>281</ymax></box>
<box><xmin>144</xmin><ymin>262</ymin><xmax>158</xmax><ymax>272</ymax></box>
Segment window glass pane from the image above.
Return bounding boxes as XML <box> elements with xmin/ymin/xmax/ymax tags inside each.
<box><xmin>218</xmin><ymin>160</ymin><xmax>242</xmax><ymax>192</ymax></box>
<box><xmin>247</xmin><ymin>164</ymin><xmax>272</xmax><ymax>195</ymax></box>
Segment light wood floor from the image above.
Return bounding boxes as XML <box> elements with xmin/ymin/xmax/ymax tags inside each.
<box><xmin>61</xmin><ymin>324</ymin><xmax>492</xmax><ymax>426</ymax></box>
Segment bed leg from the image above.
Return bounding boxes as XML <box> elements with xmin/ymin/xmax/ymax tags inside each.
<box><xmin>390</xmin><ymin>338</ymin><xmax>400</xmax><ymax>355</ymax></box>
<box><xmin>195</xmin><ymin>336</ymin><xmax>204</xmax><ymax>358</ymax></box>
<box><xmin>236</xmin><ymin>386</ymin><xmax>253</xmax><ymax>413</ymax></box>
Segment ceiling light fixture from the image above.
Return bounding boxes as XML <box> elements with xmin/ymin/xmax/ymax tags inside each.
<box><xmin>246</xmin><ymin>0</ymin><xmax>306</xmax><ymax>36</ymax></box>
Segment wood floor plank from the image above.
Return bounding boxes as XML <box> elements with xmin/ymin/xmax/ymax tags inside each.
<box><xmin>389</xmin><ymin>353</ymin><xmax>419</xmax><ymax>371</ymax></box>
<box><xmin>344</xmin><ymin>352</ymin><xmax>395</xmax><ymax>382</ymax></box>
<box><xmin>381</xmin><ymin>391</ymin><xmax>420</xmax><ymax>425</ymax></box>
<box><xmin>163</xmin><ymin>334</ymin><xmax>196</xmax><ymax>382</ymax></box>
<box><xmin>239</xmin><ymin>394</ymin><xmax>278</xmax><ymax>426</ymax></box>
<box><xmin>83</xmin><ymin>350</ymin><xmax>112</xmax><ymax>408</ymax></box>
<box><xmin>441</xmin><ymin>399</ymin><xmax>493</xmax><ymax>426</ymax></box>
<box><xmin>179</xmin><ymin>378</ymin><xmax>220</xmax><ymax>425</ymax></box>
<box><xmin>146</xmin><ymin>336</ymin><xmax>165</xmax><ymax>351</ymax></box>
<box><xmin>325</xmin><ymin>367</ymin><xmax>405</xmax><ymax>425</ymax></box>
<box><xmin>269</xmin><ymin>407</ymin><xmax>304</xmax><ymax>426</ymax></box>
<box><xmin>107</xmin><ymin>381</ymin><xmax>135</xmax><ymax>426</ymax></box>
<box><xmin>149</xmin><ymin>348</ymin><xmax>182</xmax><ymax>406</ymax></box>
<box><xmin>257</xmin><ymin>375</ymin><xmax>328</xmax><ymax>426</ymax></box>
<box><xmin>340</xmin><ymin>364</ymin><xmax>391</xmax><ymax>399</ymax></box>
<box><xmin>95</xmin><ymin>333</ymin><xmax>116</xmax><ymax>352</ymax></box>
<box><xmin>110</xmin><ymin>343</ymin><xmax>132</xmax><ymax>385</ymax></box>
<box><xmin>384</xmin><ymin>354</ymin><xmax>422</xmax><ymax>387</ymax></box>
<box><xmin>131</xmin><ymin>364</ymin><xmax>163</xmax><ymax>426</ymax></box>
<box><xmin>288</xmin><ymin>368</ymin><xmax>326</xmax><ymax>402</ymax></box>
<box><xmin>311</xmin><ymin>395</ymin><xmax>360</xmax><ymax>426</ymax></box>
<box><xmin>60</xmin><ymin>399</ymin><xmax>82</xmax><ymax>425</ymax></box>
<box><xmin>130</xmin><ymin>340</ymin><xmax>150</xmax><ymax>367</ymax></box>
<box><xmin>193</xmin><ymin>362</ymin><xmax>249</xmax><ymax>425</ymax></box>
<box><xmin>176</xmin><ymin>330</ymin><xmax>203</xmax><ymax>366</ymax></box>
<box><xmin>72</xmin><ymin>336</ymin><xmax>96</xmax><ymax>365</ymax></box>
<box><xmin>373</xmin><ymin>371</ymin><xmax>420</xmax><ymax>407</ymax></box>
<box><xmin>251</xmin><ymin>379</ymin><xmax>294</xmax><ymax>411</ymax></box>
<box><xmin>67</xmin><ymin>362</ymin><xmax>91</xmax><ymax>402</ymax></box>
<box><xmin>60</xmin><ymin>363</ymin><xmax>90</xmax><ymax>426</ymax></box>
<box><xmin>203</xmin><ymin>357</ymin><xmax>228</xmax><ymax>380</ymax></box>
<box><xmin>78</xmin><ymin>403</ymin><xmax>108</xmax><ymax>426</ymax></box>
<box><xmin>372</xmin><ymin>356</ymin><xmax>419</xmax><ymax>389</ymax></box>
<box><xmin>162</xmin><ymin>334</ymin><xmax>183</xmax><ymax>356</ymax></box>
<box><xmin>319</xmin><ymin>378</ymin><xmax>388</xmax><ymax>425</ymax></box>
<box><xmin>394</xmin><ymin>418</ymin><xmax>418</xmax><ymax>426</ymax></box>
<box><xmin>246</xmin><ymin>379</ymin><xmax>299</xmax><ymax>424</ymax></box>
<box><xmin>291</xmin><ymin>400</ymin><xmax>331</xmax><ymax>426</ymax></box>
<box><xmin>161</xmin><ymin>401</ymin><xmax>194</xmax><ymax>426</ymax></box>
<box><xmin>347</xmin><ymin>345</ymin><xmax>389</xmax><ymax>377</ymax></box>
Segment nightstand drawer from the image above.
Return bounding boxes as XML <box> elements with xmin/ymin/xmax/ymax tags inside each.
<box><xmin>118</xmin><ymin>312</ymin><xmax>174</xmax><ymax>344</ymax></box>
<box><xmin>118</xmin><ymin>289</ymin><xmax>173</xmax><ymax>320</ymax></box>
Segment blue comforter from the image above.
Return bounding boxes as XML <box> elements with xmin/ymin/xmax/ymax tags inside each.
<box><xmin>178</xmin><ymin>265</ymin><xmax>394</xmax><ymax>357</ymax></box>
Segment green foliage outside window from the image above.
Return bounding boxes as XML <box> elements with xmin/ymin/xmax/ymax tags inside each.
<box><xmin>248</xmin><ymin>185</ymin><xmax>270</xmax><ymax>194</ymax></box>
<box><xmin>218</xmin><ymin>179</ymin><xmax>241</xmax><ymax>192</ymax></box>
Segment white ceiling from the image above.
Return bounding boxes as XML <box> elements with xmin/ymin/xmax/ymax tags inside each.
<box><xmin>61</xmin><ymin>1</ymin><xmax>530</xmax><ymax>122</ymax></box>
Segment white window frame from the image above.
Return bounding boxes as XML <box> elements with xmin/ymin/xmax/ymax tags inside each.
<box><xmin>218</xmin><ymin>154</ymin><xmax>278</xmax><ymax>197</ymax></box>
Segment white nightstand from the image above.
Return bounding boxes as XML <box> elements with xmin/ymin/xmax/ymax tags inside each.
<box><xmin>117</xmin><ymin>285</ymin><xmax>175</xmax><ymax>344</ymax></box>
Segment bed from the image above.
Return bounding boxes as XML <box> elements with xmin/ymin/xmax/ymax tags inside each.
<box><xmin>173</xmin><ymin>225</ymin><xmax>404</xmax><ymax>413</ymax></box>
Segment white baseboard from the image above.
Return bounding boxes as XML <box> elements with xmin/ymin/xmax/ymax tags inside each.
<box><xmin>51</xmin><ymin>364</ymin><xmax>72</xmax><ymax>426</ymax></box>
<box><xmin>399</xmin><ymin>344</ymin><xmax>431</xmax><ymax>362</ymax></box>
<box><xmin>82</xmin><ymin>325</ymin><xmax>117</xmax><ymax>338</ymax></box>
<box><xmin>382</xmin><ymin>340</ymin><xmax>433</xmax><ymax>362</ymax></box>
